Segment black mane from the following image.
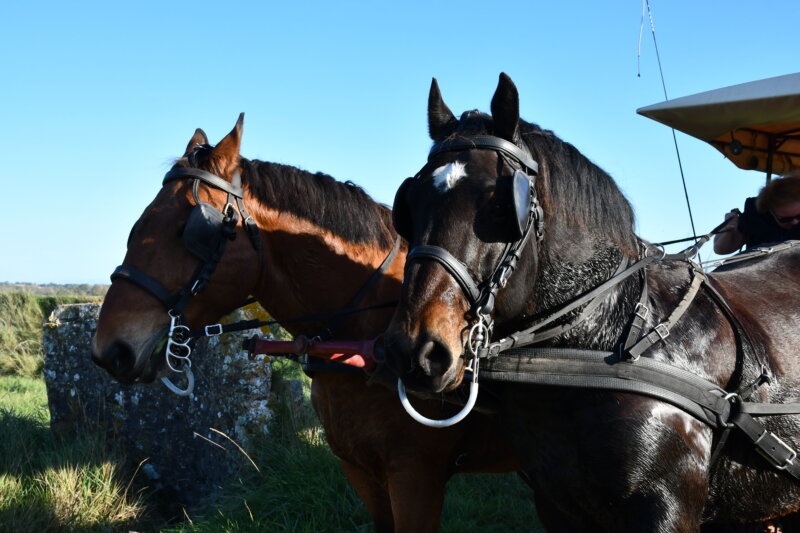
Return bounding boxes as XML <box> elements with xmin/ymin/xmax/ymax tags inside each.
<box><xmin>519</xmin><ymin>120</ymin><xmax>638</xmax><ymax>255</ymax></box>
<box><xmin>242</xmin><ymin>159</ymin><xmax>396</xmax><ymax>249</ymax></box>
<box><xmin>444</xmin><ymin>111</ymin><xmax>638</xmax><ymax>255</ymax></box>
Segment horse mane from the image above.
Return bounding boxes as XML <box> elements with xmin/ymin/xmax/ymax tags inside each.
<box><xmin>443</xmin><ymin>110</ymin><xmax>637</xmax><ymax>255</ymax></box>
<box><xmin>519</xmin><ymin>120</ymin><xmax>638</xmax><ymax>255</ymax></box>
<box><xmin>242</xmin><ymin>159</ymin><xmax>396</xmax><ymax>249</ymax></box>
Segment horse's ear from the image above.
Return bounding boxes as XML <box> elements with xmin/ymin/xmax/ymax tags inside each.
<box><xmin>210</xmin><ymin>113</ymin><xmax>244</xmax><ymax>179</ymax></box>
<box><xmin>184</xmin><ymin>128</ymin><xmax>209</xmax><ymax>156</ymax></box>
<box><xmin>490</xmin><ymin>73</ymin><xmax>521</xmax><ymax>144</ymax></box>
<box><xmin>428</xmin><ymin>78</ymin><xmax>456</xmax><ymax>141</ymax></box>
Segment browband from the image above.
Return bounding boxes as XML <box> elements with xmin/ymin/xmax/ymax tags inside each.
<box><xmin>163</xmin><ymin>167</ymin><xmax>244</xmax><ymax>198</ymax></box>
<box><xmin>429</xmin><ymin>135</ymin><xmax>539</xmax><ymax>175</ymax></box>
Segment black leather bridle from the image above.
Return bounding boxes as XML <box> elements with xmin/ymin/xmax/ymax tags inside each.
<box><xmin>395</xmin><ymin>135</ymin><xmax>544</xmax><ymax>359</ymax></box>
<box><xmin>110</xmin><ymin>149</ymin><xmax>263</xmax><ymax>394</ymax></box>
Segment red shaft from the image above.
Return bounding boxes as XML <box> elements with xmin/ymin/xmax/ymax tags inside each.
<box><xmin>246</xmin><ymin>335</ymin><xmax>378</xmax><ymax>371</ymax></box>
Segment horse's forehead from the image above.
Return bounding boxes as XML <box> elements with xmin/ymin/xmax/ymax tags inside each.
<box><xmin>432</xmin><ymin>161</ymin><xmax>468</xmax><ymax>192</ymax></box>
<box><xmin>427</xmin><ymin>150</ymin><xmax>497</xmax><ymax>194</ymax></box>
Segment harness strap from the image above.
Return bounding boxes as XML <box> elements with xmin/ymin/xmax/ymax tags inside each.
<box><xmin>486</xmin><ymin>255</ymin><xmax>654</xmax><ymax>356</ymax></box>
<box><xmin>322</xmin><ymin>235</ymin><xmax>403</xmax><ymax>339</ymax></box>
<box><xmin>514</xmin><ymin>257</ymin><xmax>631</xmax><ymax>347</ymax></box>
<box><xmin>730</xmin><ymin>408</ymin><xmax>800</xmax><ymax>478</ymax></box>
<box><xmin>163</xmin><ymin>167</ymin><xmax>245</xmax><ymax>197</ymax></box>
<box><xmin>407</xmin><ymin>245</ymin><xmax>482</xmax><ymax>304</ymax></box>
<box><xmin>482</xmin><ymin>347</ymin><xmax>729</xmax><ymax>427</ymax></box>
<box><xmin>741</xmin><ymin>401</ymin><xmax>800</xmax><ymax>416</ymax></box>
<box><xmin>187</xmin><ymin>301</ymin><xmax>398</xmax><ymax>339</ymax></box>
<box><xmin>111</xmin><ymin>264</ymin><xmax>176</xmax><ymax>308</ymax></box>
<box><xmin>481</xmin><ymin>347</ymin><xmax>800</xmax><ymax>480</ymax></box>
<box><xmin>626</xmin><ymin>267</ymin><xmax>705</xmax><ymax>360</ymax></box>
<box><xmin>430</xmin><ymin>135</ymin><xmax>540</xmax><ymax>175</ymax></box>
<box><xmin>622</xmin><ymin>268</ymin><xmax>650</xmax><ymax>352</ymax></box>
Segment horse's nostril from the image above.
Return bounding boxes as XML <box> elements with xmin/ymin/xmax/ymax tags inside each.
<box><xmin>418</xmin><ymin>339</ymin><xmax>453</xmax><ymax>377</ymax></box>
<box><xmin>97</xmin><ymin>340</ymin><xmax>137</xmax><ymax>379</ymax></box>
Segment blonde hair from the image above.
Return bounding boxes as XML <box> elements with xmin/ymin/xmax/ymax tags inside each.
<box><xmin>755</xmin><ymin>174</ymin><xmax>800</xmax><ymax>212</ymax></box>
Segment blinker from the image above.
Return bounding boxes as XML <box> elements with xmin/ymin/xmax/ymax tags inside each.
<box><xmin>510</xmin><ymin>169</ymin><xmax>532</xmax><ymax>240</ymax></box>
<box><xmin>182</xmin><ymin>202</ymin><xmax>228</xmax><ymax>263</ymax></box>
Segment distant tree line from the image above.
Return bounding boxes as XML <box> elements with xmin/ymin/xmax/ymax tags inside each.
<box><xmin>0</xmin><ymin>282</ymin><xmax>108</xmax><ymax>297</ymax></box>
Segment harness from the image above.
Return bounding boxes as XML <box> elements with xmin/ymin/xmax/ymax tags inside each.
<box><xmin>111</xmin><ymin>148</ymin><xmax>401</xmax><ymax>394</ymax></box>
<box><xmin>394</xmin><ymin>133</ymin><xmax>800</xmax><ymax>480</ymax></box>
<box><xmin>111</xmin><ymin>148</ymin><xmax>264</xmax><ymax>395</ymax></box>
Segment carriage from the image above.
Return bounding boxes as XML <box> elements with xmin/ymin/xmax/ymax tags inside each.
<box><xmin>93</xmin><ymin>73</ymin><xmax>800</xmax><ymax>531</ymax></box>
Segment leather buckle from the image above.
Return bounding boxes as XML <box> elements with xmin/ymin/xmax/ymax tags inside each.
<box><xmin>204</xmin><ymin>324</ymin><xmax>223</xmax><ymax>336</ymax></box>
<box><xmin>754</xmin><ymin>430</ymin><xmax>797</xmax><ymax>470</ymax></box>
<box><xmin>634</xmin><ymin>303</ymin><xmax>649</xmax><ymax>321</ymax></box>
<box><xmin>655</xmin><ymin>323</ymin><xmax>670</xmax><ymax>341</ymax></box>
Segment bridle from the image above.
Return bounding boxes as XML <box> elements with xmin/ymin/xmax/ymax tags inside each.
<box><xmin>391</xmin><ymin>138</ymin><xmax>800</xmax><ymax>479</ymax></box>
<box><xmin>110</xmin><ymin>147</ymin><xmax>263</xmax><ymax>395</ymax></box>
<box><xmin>392</xmin><ymin>134</ymin><xmax>545</xmax><ymax>426</ymax></box>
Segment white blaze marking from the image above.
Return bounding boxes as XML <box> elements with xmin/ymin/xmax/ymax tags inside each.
<box><xmin>432</xmin><ymin>162</ymin><xmax>467</xmax><ymax>191</ymax></box>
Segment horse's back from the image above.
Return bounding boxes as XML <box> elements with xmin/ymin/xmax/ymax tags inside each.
<box><xmin>708</xmin><ymin>245</ymin><xmax>800</xmax><ymax>380</ymax></box>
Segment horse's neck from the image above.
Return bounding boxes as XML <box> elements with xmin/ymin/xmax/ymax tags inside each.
<box><xmin>534</xmin><ymin>236</ymin><xmax>641</xmax><ymax>350</ymax></box>
<box><xmin>241</xmin><ymin>183</ymin><xmax>403</xmax><ymax>339</ymax></box>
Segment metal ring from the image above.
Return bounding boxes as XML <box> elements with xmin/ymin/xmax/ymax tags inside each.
<box><xmin>467</xmin><ymin>320</ymin><xmax>490</xmax><ymax>357</ymax></box>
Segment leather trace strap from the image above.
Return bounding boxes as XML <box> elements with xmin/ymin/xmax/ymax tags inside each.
<box><xmin>481</xmin><ymin>346</ymin><xmax>800</xmax><ymax>480</ymax></box>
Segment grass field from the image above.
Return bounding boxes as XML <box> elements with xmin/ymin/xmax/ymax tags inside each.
<box><xmin>0</xmin><ymin>291</ymin><xmax>543</xmax><ymax>532</ymax></box>
<box><xmin>1</xmin><ymin>368</ymin><xmax>543</xmax><ymax>532</ymax></box>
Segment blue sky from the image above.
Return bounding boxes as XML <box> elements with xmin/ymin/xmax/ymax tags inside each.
<box><xmin>1</xmin><ymin>1</ymin><xmax>798</xmax><ymax>284</ymax></box>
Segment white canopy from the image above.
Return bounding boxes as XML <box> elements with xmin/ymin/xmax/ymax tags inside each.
<box><xmin>637</xmin><ymin>73</ymin><xmax>800</xmax><ymax>175</ymax></box>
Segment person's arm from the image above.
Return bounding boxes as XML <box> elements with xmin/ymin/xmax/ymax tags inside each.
<box><xmin>713</xmin><ymin>208</ymin><xmax>746</xmax><ymax>254</ymax></box>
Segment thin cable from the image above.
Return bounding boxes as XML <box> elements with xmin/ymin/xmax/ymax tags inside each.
<box><xmin>637</xmin><ymin>0</ymin><xmax>645</xmax><ymax>77</ymax></box>
<box><xmin>644</xmin><ymin>0</ymin><xmax>701</xmax><ymax>256</ymax></box>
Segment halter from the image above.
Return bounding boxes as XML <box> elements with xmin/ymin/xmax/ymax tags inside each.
<box><xmin>111</xmin><ymin>148</ymin><xmax>263</xmax><ymax>395</ymax></box>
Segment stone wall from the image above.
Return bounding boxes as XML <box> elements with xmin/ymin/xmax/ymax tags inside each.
<box><xmin>42</xmin><ymin>303</ymin><xmax>274</xmax><ymax>509</ymax></box>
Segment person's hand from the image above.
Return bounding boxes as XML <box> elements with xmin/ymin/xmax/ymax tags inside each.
<box><xmin>723</xmin><ymin>208</ymin><xmax>741</xmax><ymax>228</ymax></box>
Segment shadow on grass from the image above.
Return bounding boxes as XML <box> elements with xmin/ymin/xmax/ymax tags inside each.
<box><xmin>162</xmin><ymin>366</ymin><xmax>544</xmax><ymax>533</ymax></box>
<box><xmin>0</xmin><ymin>374</ymin><xmax>156</xmax><ymax>533</ymax></box>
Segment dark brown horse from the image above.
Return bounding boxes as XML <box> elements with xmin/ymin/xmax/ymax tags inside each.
<box><xmin>91</xmin><ymin>115</ymin><xmax>519</xmax><ymax>532</ymax></box>
<box><xmin>385</xmin><ymin>74</ymin><xmax>800</xmax><ymax>531</ymax></box>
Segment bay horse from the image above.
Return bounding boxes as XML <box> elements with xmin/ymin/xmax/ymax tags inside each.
<box><xmin>385</xmin><ymin>74</ymin><xmax>800</xmax><ymax>531</ymax></box>
<box><xmin>91</xmin><ymin>114</ymin><xmax>519</xmax><ymax>532</ymax></box>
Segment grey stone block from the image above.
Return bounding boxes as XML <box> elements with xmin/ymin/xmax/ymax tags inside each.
<box><xmin>42</xmin><ymin>303</ymin><xmax>273</xmax><ymax>509</ymax></box>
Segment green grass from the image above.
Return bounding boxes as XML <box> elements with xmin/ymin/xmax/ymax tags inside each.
<box><xmin>0</xmin><ymin>375</ymin><xmax>148</xmax><ymax>533</ymax></box>
<box><xmin>0</xmin><ymin>296</ymin><xmax>543</xmax><ymax>532</ymax></box>
<box><xmin>0</xmin><ymin>291</ymin><xmax>101</xmax><ymax>377</ymax></box>
<box><xmin>164</xmin><ymin>362</ymin><xmax>543</xmax><ymax>532</ymax></box>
